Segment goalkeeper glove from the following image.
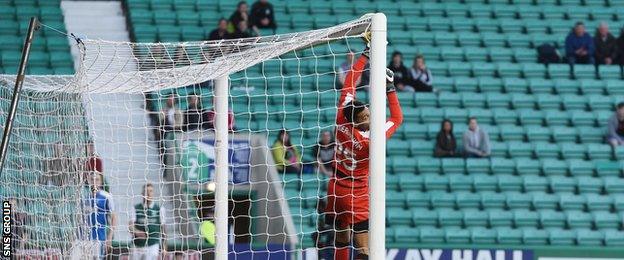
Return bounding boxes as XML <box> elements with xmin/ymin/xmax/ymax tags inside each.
<box><xmin>362</xmin><ymin>31</ymin><xmax>371</xmax><ymax>58</ymax></box>
<box><xmin>386</xmin><ymin>68</ymin><xmax>396</xmax><ymax>93</ymax></box>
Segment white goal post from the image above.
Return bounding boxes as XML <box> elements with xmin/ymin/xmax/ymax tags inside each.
<box><xmin>0</xmin><ymin>13</ymin><xmax>388</xmax><ymax>259</ymax></box>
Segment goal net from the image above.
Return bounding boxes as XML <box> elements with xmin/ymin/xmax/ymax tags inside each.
<box><xmin>0</xmin><ymin>14</ymin><xmax>384</xmax><ymax>259</ymax></box>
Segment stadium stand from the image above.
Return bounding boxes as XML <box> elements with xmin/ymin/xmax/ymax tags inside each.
<box><xmin>0</xmin><ymin>0</ymin><xmax>74</xmax><ymax>74</ymax></box>
<box><xmin>126</xmin><ymin>0</ymin><xmax>624</xmax><ymax>248</ymax></box>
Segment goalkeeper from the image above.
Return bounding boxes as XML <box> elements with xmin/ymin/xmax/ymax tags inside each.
<box><xmin>325</xmin><ymin>32</ymin><xmax>403</xmax><ymax>259</ymax></box>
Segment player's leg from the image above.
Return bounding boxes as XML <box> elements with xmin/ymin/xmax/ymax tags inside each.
<box><xmin>146</xmin><ymin>243</ymin><xmax>160</xmax><ymax>260</ymax></box>
<box><xmin>352</xmin><ymin>224</ymin><xmax>369</xmax><ymax>259</ymax></box>
<box><xmin>333</xmin><ymin>225</ymin><xmax>351</xmax><ymax>260</ymax></box>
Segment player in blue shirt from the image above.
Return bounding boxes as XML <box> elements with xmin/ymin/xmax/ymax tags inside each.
<box><xmin>86</xmin><ymin>171</ymin><xmax>116</xmax><ymax>259</ymax></box>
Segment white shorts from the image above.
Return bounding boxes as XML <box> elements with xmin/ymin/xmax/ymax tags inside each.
<box><xmin>131</xmin><ymin>243</ymin><xmax>160</xmax><ymax>260</ymax></box>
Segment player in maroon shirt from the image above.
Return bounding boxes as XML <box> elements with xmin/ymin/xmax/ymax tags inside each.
<box><xmin>325</xmin><ymin>35</ymin><xmax>404</xmax><ymax>259</ymax></box>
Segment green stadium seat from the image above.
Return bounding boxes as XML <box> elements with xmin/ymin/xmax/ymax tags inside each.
<box><xmin>510</xmin><ymin>94</ymin><xmax>535</xmax><ymax>109</ymax></box>
<box><xmin>431</xmin><ymin>191</ymin><xmax>456</xmax><ymax>208</ymax></box>
<box><xmin>568</xmin><ymin>159</ymin><xmax>596</xmax><ymax>177</ymax></box>
<box><xmin>435</xmin><ymin>34</ymin><xmax>458</xmax><ymax>47</ymax></box>
<box><xmin>574</xmin><ymin>64</ymin><xmax>596</xmax><ymax>79</ymax></box>
<box><xmin>519</xmin><ymin>109</ymin><xmax>544</xmax><ymax>125</ymax></box>
<box><xmin>471</xmin><ymin>227</ymin><xmax>497</xmax><ymax>244</ymax></box>
<box><xmin>514</xmin><ymin>209</ymin><xmax>540</xmax><ymax>227</ymax></box>
<box><xmin>448</xmin><ymin>62</ymin><xmax>471</xmax><ymax>77</ymax></box>
<box><xmin>545</xmin><ymin>110</ymin><xmax>570</xmax><ymax>126</ymax></box>
<box><xmin>508</xmin><ymin>141</ymin><xmax>533</xmax><ymax>158</ymax></box>
<box><xmin>500</xmin><ymin>20</ymin><xmax>524</xmax><ymax>34</ymax></box>
<box><xmin>441</xmin><ymin>158</ymin><xmax>465</xmax><ymax>175</ymax></box>
<box><xmin>472</xmin><ymin>62</ymin><xmax>497</xmax><ymax>77</ymax></box>
<box><xmin>540</xmin><ymin>158</ymin><xmax>568</xmax><ymax>176</ymax></box>
<box><xmin>524</xmin><ymin>19</ymin><xmax>549</xmax><ymax>34</ymax></box>
<box><xmin>394</xmin><ymin>228</ymin><xmax>419</xmax><ymax>243</ymax></box>
<box><xmin>554</xmin><ymin>78</ymin><xmax>580</xmax><ymax>94</ymax></box>
<box><xmin>561</xmin><ymin>94</ymin><xmax>588</xmax><ymax>110</ymax></box>
<box><xmin>522</xmin><ymin>63</ymin><xmax>547</xmax><ymax>78</ymax></box>
<box><xmin>524</xmin><ymin>228</ymin><xmax>549</xmax><ymax>245</ymax></box>
<box><xmin>419</xmin><ymin>227</ymin><xmax>446</xmax><ymax>243</ymax></box>
<box><xmin>487</xmin><ymin>93</ymin><xmax>511</xmax><ymax>109</ymax></box>
<box><xmin>516</xmin><ymin>158</ymin><xmax>542</xmax><ymax>175</ymax></box>
<box><xmin>497</xmin><ymin>62</ymin><xmax>522</xmax><ymax>78</ymax></box>
<box><xmin>506</xmin><ymin>192</ymin><xmax>532</xmax><ymax>209</ymax></box>
<box><xmin>501</xmin><ymin>78</ymin><xmax>527</xmax><ymax>93</ymax></box>
<box><xmin>490</xmin><ymin>141</ymin><xmax>508</xmax><ymax>157</ymax></box>
<box><xmin>596</xmin><ymin>161</ymin><xmax>622</xmax><ymax>177</ymax></box>
<box><xmin>586</xmin><ymin>143</ymin><xmax>612</xmax><ymax>160</ymax></box>
<box><xmin>529</xmin><ymin>141</ymin><xmax>559</xmax><ymax>159</ymax></box>
<box><xmin>577</xmin><ymin>176</ymin><xmax>604</xmax><ymax>193</ymax></box>
<box><xmin>406</xmin><ymin>191</ymin><xmax>430</xmax><ymax>208</ymax></box>
<box><xmin>532</xmin><ymin>192</ymin><xmax>559</xmax><ymax>210</ymax></box>
<box><xmin>392</xmin><ymin>156</ymin><xmax>417</xmax><ymax>173</ymax></box>
<box><xmin>464</xmin><ymin>209</ymin><xmax>488</xmax><ymax>227</ymax></box>
<box><xmin>425</xmin><ymin>175</ymin><xmax>450</xmax><ymax>191</ymax></box>
<box><xmin>428</xmin><ymin>17</ymin><xmax>452</xmax><ymax>32</ymax></box>
<box><xmin>402</xmin><ymin>124</ymin><xmax>428</xmax><ymax>140</ymax></box>
<box><xmin>417</xmin><ymin>157</ymin><xmax>441</xmax><ymax>174</ymax></box>
<box><xmin>604</xmin><ymin>176</ymin><xmax>624</xmax><ymax>194</ymax></box>
<box><xmin>449</xmin><ymin>174</ymin><xmax>473</xmax><ymax>192</ymax></box>
<box><xmin>465</xmin><ymin>158</ymin><xmax>490</xmax><ymax>175</ymax></box>
<box><xmin>594</xmin><ymin>211</ymin><xmax>620</xmax><ymax>229</ymax></box>
<box><xmin>489</xmin><ymin>210</ymin><xmax>513</xmax><ymax>228</ymax></box>
<box><xmin>598</xmin><ymin>65</ymin><xmax>621</xmax><ymax>79</ymax></box>
<box><xmin>438</xmin><ymin>209</ymin><xmax>464</xmax><ymax>227</ymax></box>
<box><xmin>605</xmin><ymin>80</ymin><xmax>624</xmax><ymax>95</ymax></box>
<box><xmin>497</xmin><ymin>227</ymin><xmax>524</xmax><ymax>244</ymax></box>
<box><xmin>451</xmin><ymin>18</ymin><xmax>474</xmax><ymax>32</ymax></box>
<box><xmin>469</xmin><ymin>4</ymin><xmax>492</xmax><ymax>18</ymax></box>
<box><xmin>388</xmin><ymin>208</ymin><xmax>413</xmax><ymax>226</ymax></box>
<box><xmin>550</xmin><ymin>176</ymin><xmax>577</xmax><ymax>193</ymax></box>
<box><xmin>482</xmin><ymin>33</ymin><xmax>506</xmax><ymax>48</ymax></box>
<box><xmin>456</xmin><ymin>192</ymin><xmax>481</xmax><ymax>209</ymax></box>
<box><xmin>595</xmin><ymin>110</ymin><xmax>614</xmax><ymax>127</ymax></box>
<box><xmin>588</xmin><ymin>95</ymin><xmax>613</xmax><ymax>111</ymax></box>
<box><xmin>531</xmin><ymin>33</ymin><xmax>562</xmax><ymax>48</ymax></box>
<box><xmin>482</xmin><ymin>191</ymin><xmax>507</xmax><ymax>209</ymax></box>
<box><xmin>536</xmin><ymin>94</ymin><xmax>561</xmax><ymax>110</ymax></box>
<box><xmin>444</xmin><ymin>3</ymin><xmax>469</xmax><ymax>17</ymax></box>
<box><xmin>580</xmin><ymin>79</ymin><xmax>605</xmax><ymax>95</ymax></box>
<box><xmin>458</xmin><ymin>33</ymin><xmax>482</xmax><ymax>47</ymax></box>
<box><xmin>476</xmin><ymin>77</ymin><xmax>502</xmax><ymax>93</ymax></box>
<box><xmin>560</xmin><ymin>143</ymin><xmax>588</xmax><ymax>159</ymax></box>
<box><xmin>422</xmin><ymin>3</ymin><xmax>445</xmax><ymax>17</ymax></box>
<box><xmin>410</xmin><ymin>140</ymin><xmax>433</xmax><ymax>157</ymax></box>
<box><xmin>500</xmin><ymin>125</ymin><xmax>525</xmax><ymax>142</ymax></box>
<box><xmin>549</xmin><ymin>126</ymin><xmax>577</xmax><ymax>143</ymax></box>
<box><xmin>549</xmin><ymin>228</ymin><xmax>576</xmax><ymax>245</ymax></box>
<box><xmin>549</xmin><ymin>20</ymin><xmax>573</xmax><ymax>34</ymax></box>
<box><xmin>540</xmin><ymin>209</ymin><xmax>567</xmax><ymax>228</ymax></box>
<box><xmin>570</xmin><ymin>110</ymin><xmax>595</xmax><ymax>127</ymax></box>
<box><xmin>514</xmin><ymin>48</ymin><xmax>536</xmax><ymax>63</ymax></box>
<box><xmin>398</xmin><ymin>174</ymin><xmax>423</xmax><ymax>191</ymax></box>
<box><xmin>498</xmin><ymin>174</ymin><xmax>523</xmax><ymax>192</ymax></box>
<box><xmin>428</xmin><ymin>61</ymin><xmax>447</xmax><ymax>77</ymax></box>
<box><xmin>615</xmin><ymin>194</ymin><xmax>624</xmax><ymax>212</ymax></box>
<box><xmin>548</xmin><ymin>64</ymin><xmax>571</xmax><ymax>79</ymax></box>
<box><xmin>488</xmin><ymin>48</ymin><xmax>513</xmax><ymax>63</ymax></box>
<box><xmin>605</xmin><ymin>230</ymin><xmax>624</xmax><ymax>246</ymax></box>
<box><xmin>560</xmin><ymin>193</ymin><xmax>587</xmax><ymax>211</ymax></box>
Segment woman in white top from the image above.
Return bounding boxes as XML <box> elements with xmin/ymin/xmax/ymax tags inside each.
<box><xmin>409</xmin><ymin>55</ymin><xmax>435</xmax><ymax>92</ymax></box>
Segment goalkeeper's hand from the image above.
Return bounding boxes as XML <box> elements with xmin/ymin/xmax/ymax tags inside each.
<box><xmin>362</xmin><ymin>31</ymin><xmax>371</xmax><ymax>58</ymax></box>
<box><xmin>386</xmin><ymin>69</ymin><xmax>396</xmax><ymax>93</ymax></box>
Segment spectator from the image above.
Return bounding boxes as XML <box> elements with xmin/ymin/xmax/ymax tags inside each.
<box><xmin>85</xmin><ymin>140</ymin><xmax>103</xmax><ymax>173</ymax></box>
<box><xmin>250</xmin><ymin>0</ymin><xmax>276</xmax><ymax>31</ymax></box>
<box><xmin>338</xmin><ymin>52</ymin><xmax>359</xmax><ymax>88</ymax></box>
<box><xmin>594</xmin><ymin>22</ymin><xmax>617</xmax><ymax>65</ymax></box>
<box><xmin>160</xmin><ymin>95</ymin><xmax>183</xmax><ymax>132</ymax></box>
<box><xmin>408</xmin><ymin>55</ymin><xmax>435</xmax><ymax>92</ymax></box>
<box><xmin>387</xmin><ymin>51</ymin><xmax>414</xmax><ymax>92</ymax></box>
<box><xmin>616</xmin><ymin>27</ymin><xmax>624</xmax><ymax>65</ymax></box>
<box><xmin>229</xmin><ymin>1</ymin><xmax>249</xmax><ymax>32</ymax></box>
<box><xmin>229</xmin><ymin>20</ymin><xmax>254</xmax><ymax>39</ymax></box>
<box><xmin>208</xmin><ymin>19</ymin><xmax>231</xmax><ymax>41</ymax></box>
<box><xmin>130</xmin><ymin>183</ymin><xmax>167</xmax><ymax>260</ymax></box>
<box><xmin>607</xmin><ymin>102</ymin><xmax>624</xmax><ymax>147</ymax></box>
<box><xmin>183</xmin><ymin>95</ymin><xmax>208</xmax><ymax>131</ymax></box>
<box><xmin>434</xmin><ymin>119</ymin><xmax>457</xmax><ymax>157</ymax></box>
<box><xmin>204</xmin><ymin>97</ymin><xmax>236</xmax><ymax>131</ymax></box>
<box><xmin>85</xmin><ymin>171</ymin><xmax>116</xmax><ymax>259</ymax></box>
<box><xmin>271</xmin><ymin>130</ymin><xmax>302</xmax><ymax>174</ymax></box>
<box><xmin>313</xmin><ymin>130</ymin><xmax>335</xmax><ymax>177</ymax></box>
<box><xmin>463</xmin><ymin>117</ymin><xmax>491</xmax><ymax>158</ymax></box>
<box><xmin>565</xmin><ymin>22</ymin><xmax>595</xmax><ymax>65</ymax></box>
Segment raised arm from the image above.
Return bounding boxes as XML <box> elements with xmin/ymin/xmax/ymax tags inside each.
<box><xmin>384</xmin><ymin>71</ymin><xmax>403</xmax><ymax>139</ymax></box>
<box><xmin>338</xmin><ymin>54</ymin><xmax>369</xmax><ymax>108</ymax></box>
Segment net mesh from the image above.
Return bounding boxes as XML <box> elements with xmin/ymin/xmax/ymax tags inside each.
<box><xmin>0</xmin><ymin>15</ymin><xmax>374</xmax><ymax>259</ymax></box>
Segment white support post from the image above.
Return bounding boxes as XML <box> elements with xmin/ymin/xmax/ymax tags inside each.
<box><xmin>368</xmin><ymin>13</ymin><xmax>387</xmax><ymax>259</ymax></box>
<box><xmin>214</xmin><ymin>76</ymin><xmax>229</xmax><ymax>260</ymax></box>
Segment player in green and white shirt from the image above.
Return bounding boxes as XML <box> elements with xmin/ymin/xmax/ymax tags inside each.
<box><xmin>129</xmin><ymin>183</ymin><xmax>166</xmax><ymax>260</ymax></box>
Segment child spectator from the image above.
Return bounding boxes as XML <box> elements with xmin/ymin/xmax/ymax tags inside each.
<box><xmin>607</xmin><ymin>102</ymin><xmax>624</xmax><ymax>147</ymax></box>
<box><xmin>271</xmin><ymin>130</ymin><xmax>302</xmax><ymax>174</ymax></box>
<box><xmin>250</xmin><ymin>0</ymin><xmax>276</xmax><ymax>31</ymax></box>
<box><xmin>313</xmin><ymin>130</ymin><xmax>335</xmax><ymax>177</ymax></box>
<box><xmin>565</xmin><ymin>22</ymin><xmax>595</xmax><ymax>65</ymax></box>
<box><xmin>463</xmin><ymin>117</ymin><xmax>491</xmax><ymax>158</ymax></box>
<box><xmin>594</xmin><ymin>22</ymin><xmax>617</xmax><ymax>65</ymax></box>
<box><xmin>434</xmin><ymin>119</ymin><xmax>457</xmax><ymax>157</ymax></box>
<box><xmin>408</xmin><ymin>55</ymin><xmax>435</xmax><ymax>92</ymax></box>
<box><xmin>387</xmin><ymin>51</ymin><xmax>414</xmax><ymax>92</ymax></box>
<box><xmin>208</xmin><ymin>19</ymin><xmax>231</xmax><ymax>41</ymax></box>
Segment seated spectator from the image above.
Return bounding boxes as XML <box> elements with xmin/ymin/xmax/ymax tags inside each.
<box><xmin>607</xmin><ymin>102</ymin><xmax>624</xmax><ymax>147</ymax></box>
<box><xmin>229</xmin><ymin>20</ymin><xmax>254</xmax><ymax>39</ymax></box>
<box><xmin>434</xmin><ymin>119</ymin><xmax>457</xmax><ymax>157</ymax></box>
<box><xmin>387</xmin><ymin>51</ymin><xmax>414</xmax><ymax>92</ymax></box>
<box><xmin>204</xmin><ymin>97</ymin><xmax>236</xmax><ymax>131</ymax></box>
<box><xmin>565</xmin><ymin>22</ymin><xmax>595</xmax><ymax>65</ymax></box>
<box><xmin>408</xmin><ymin>55</ymin><xmax>435</xmax><ymax>92</ymax></box>
<box><xmin>250</xmin><ymin>0</ymin><xmax>276</xmax><ymax>31</ymax></box>
<box><xmin>463</xmin><ymin>117</ymin><xmax>491</xmax><ymax>158</ymax></box>
<box><xmin>313</xmin><ymin>130</ymin><xmax>335</xmax><ymax>177</ymax></box>
<box><xmin>208</xmin><ymin>19</ymin><xmax>231</xmax><ymax>41</ymax></box>
<box><xmin>594</xmin><ymin>22</ymin><xmax>617</xmax><ymax>65</ymax></box>
<box><xmin>229</xmin><ymin>1</ymin><xmax>249</xmax><ymax>32</ymax></box>
<box><xmin>337</xmin><ymin>52</ymin><xmax>359</xmax><ymax>88</ymax></box>
<box><xmin>271</xmin><ymin>130</ymin><xmax>302</xmax><ymax>174</ymax></box>
<box><xmin>183</xmin><ymin>95</ymin><xmax>208</xmax><ymax>131</ymax></box>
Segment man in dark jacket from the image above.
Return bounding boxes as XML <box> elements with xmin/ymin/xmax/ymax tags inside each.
<box><xmin>594</xmin><ymin>22</ymin><xmax>617</xmax><ymax>65</ymax></box>
<box><xmin>387</xmin><ymin>51</ymin><xmax>414</xmax><ymax>92</ymax></box>
<box><xmin>208</xmin><ymin>19</ymin><xmax>230</xmax><ymax>41</ymax></box>
<box><xmin>250</xmin><ymin>0</ymin><xmax>276</xmax><ymax>30</ymax></box>
<box><xmin>565</xmin><ymin>22</ymin><xmax>595</xmax><ymax>65</ymax></box>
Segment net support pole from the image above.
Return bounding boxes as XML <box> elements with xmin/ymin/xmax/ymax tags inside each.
<box><xmin>214</xmin><ymin>76</ymin><xmax>229</xmax><ymax>260</ymax></box>
<box><xmin>0</xmin><ymin>17</ymin><xmax>38</xmax><ymax>176</ymax></box>
<box><xmin>368</xmin><ymin>13</ymin><xmax>387</xmax><ymax>259</ymax></box>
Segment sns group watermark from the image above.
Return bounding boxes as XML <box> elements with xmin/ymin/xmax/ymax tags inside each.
<box><xmin>2</xmin><ymin>200</ymin><xmax>11</xmax><ymax>258</ymax></box>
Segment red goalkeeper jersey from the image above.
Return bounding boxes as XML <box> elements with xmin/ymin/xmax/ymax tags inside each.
<box><xmin>333</xmin><ymin>55</ymin><xmax>403</xmax><ymax>189</ymax></box>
